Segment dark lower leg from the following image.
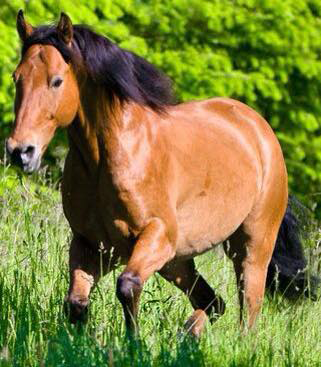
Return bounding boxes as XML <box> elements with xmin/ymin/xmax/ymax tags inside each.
<box><xmin>223</xmin><ymin>237</ymin><xmax>247</xmax><ymax>327</ymax></box>
<box><xmin>188</xmin><ymin>273</ymin><xmax>225</xmax><ymax>321</ymax></box>
<box><xmin>160</xmin><ymin>259</ymin><xmax>225</xmax><ymax>337</ymax></box>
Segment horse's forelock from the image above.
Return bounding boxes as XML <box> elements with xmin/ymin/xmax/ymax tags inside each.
<box><xmin>22</xmin><ymin>25</ymin><xmax>74</xmax><ymax>63</ymax></box>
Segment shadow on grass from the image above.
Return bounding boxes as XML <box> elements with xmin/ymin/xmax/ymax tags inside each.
<box><xmin>45</xmin><ymin>325</ymin><xmax>207</xmax><ymax>367</ymax></box>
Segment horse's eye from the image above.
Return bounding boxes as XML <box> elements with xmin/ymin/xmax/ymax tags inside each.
<box><xmin>51</xmin><ymin>77</ymin><xmax>63</xmax><ymax>89</ymax></box>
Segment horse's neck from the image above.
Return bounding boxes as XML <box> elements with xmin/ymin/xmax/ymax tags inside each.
<box><xmin>67</xmin><ymin>113</ymin><xmax>100</xmax><ymax>172</ymax></box>
<box><xmin>67</xmin><ymin>90</ymin><xmax>134</xmax><ymax>174</ymax></box>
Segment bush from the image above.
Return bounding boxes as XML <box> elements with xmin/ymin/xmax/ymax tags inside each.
<box><xmin>0</xmin><ymin>0</ymin><xmax>320</xmax><ymax>217</ymax></box>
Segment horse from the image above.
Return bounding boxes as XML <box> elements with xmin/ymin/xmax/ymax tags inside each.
<box><xmin>6</xmin><ymin>11</ymin><xmax>317</xmax><ymax>337</ymax></box>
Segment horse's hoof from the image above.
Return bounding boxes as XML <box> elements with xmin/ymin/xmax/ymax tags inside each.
<box><xmin>64</xmin><ymin>296</ymin><xmax>89</xmax><ymax>324</ymax></box>
<box><xmin>184</xmin><ymin>309</ymin><xmax>208</xmax><ymax>338</ymax></box>
<box><xmin>116</xmin><ymin>272</ymin><xmax>142</xmax><ymax>303</ymax></box>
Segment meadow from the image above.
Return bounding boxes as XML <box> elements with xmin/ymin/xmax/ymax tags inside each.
<box><xmin>0</xmin><ymin>165</ymin><xmax>320</xmax><ymax>367</ymax></box>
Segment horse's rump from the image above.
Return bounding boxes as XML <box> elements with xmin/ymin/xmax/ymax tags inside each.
<box><xmin>158</xmin><ymin>98</ymin><xmax>285</xmax><ymax>258</ymax></box>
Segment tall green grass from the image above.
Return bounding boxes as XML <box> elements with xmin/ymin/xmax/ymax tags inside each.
<box><xmin>0</xmin><ymin>166</ymin><xmax>320</xmax><ymax>366</ymax></box>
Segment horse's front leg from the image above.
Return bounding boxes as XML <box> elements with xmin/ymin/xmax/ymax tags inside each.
<box><xmin>116</xmin><ymin>218</ymin><xmax>175</xmax><ymax>334</ymax></box>
<box><xmin>65</xmin><ymin>234</ymin><xmax>113</xmax><ymax>323</ymax></box>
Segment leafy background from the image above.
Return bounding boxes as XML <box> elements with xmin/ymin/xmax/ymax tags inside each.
<box><xmin>0</xmin><ymin>0</ymin><xmax>321</xmax><ymax>217</ymax></box>
<box><xmin>0</xmin><ymin>2</ymin><xmax>321</xmax><ymax>365</ymax></box>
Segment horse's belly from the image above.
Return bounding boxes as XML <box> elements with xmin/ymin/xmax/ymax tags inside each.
<box><xmin>175</xmin><ymin>191</ymin><xmax>254</xmax><ymax>258</ymax></box>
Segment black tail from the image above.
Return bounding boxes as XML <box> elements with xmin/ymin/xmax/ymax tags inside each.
<box><xmin>266</xmin><ymin>200</ymin><xmax>319</xmax><ymax>300</ymax></box>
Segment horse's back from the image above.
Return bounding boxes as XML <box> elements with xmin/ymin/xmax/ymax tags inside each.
<box><xmin>163</xmin><ymin>98</ymin><xmax>287</xmax><ymax>258</ymax></box>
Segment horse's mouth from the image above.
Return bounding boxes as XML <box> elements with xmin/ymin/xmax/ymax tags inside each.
<box><xmin>22</xmin><ymin>158</ymin><xmax>41</xmax><ymax>173</ymax></box>
<box><xmin>10</xmin><ymin>151</ymin><xmax>41</xmax><ymax>174</ymax></box>
<box><xmin>6</xmin><ymin>139</ymin><xmax>42</xmax><ymax>174</ymax></box>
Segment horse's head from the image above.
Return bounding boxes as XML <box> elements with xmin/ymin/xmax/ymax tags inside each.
<box><xmin>6</xmin><ymin>11</ymin><xmax>79</xmax><ymax>173</ymax></box>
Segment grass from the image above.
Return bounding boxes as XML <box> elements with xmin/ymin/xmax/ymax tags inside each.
<box><xmin>0</xmin><ymin>166</ymin><xmax>320</xmax><ymax>366</ymax></box>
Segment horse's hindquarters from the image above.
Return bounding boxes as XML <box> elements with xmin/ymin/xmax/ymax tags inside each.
<box><xmin>165</xmin><ymin>100</ymin><xmax>265</xmax><ymax>258</ymax></box>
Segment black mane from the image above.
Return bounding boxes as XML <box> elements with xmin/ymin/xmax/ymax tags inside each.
<box><xmin>22</xmin><ymin>25</ymin><xmax>175</xmax><ymax>111</ymax></box>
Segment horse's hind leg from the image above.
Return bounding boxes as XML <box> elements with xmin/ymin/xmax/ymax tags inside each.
<box><xmin>224</xmin><ymin>217</ymin><xmax>283</xmax><ymax>330</ymax></box>
<box><xmin>159</xmin><ymin>259</ymin><xmax>225</xmax><ymax>337</ymax></box>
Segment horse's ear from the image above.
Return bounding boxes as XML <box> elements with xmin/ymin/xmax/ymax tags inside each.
<box><xmin>17</xmin><ymin>10</ymin><xmax>34</xmax><ymax>42</ymax></box>
<box><xmin>57</xmin><ymin>12</ymin><xmax>73</xmax><ymax>45</ymax></box>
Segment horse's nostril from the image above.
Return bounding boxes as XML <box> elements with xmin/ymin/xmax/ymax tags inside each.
<box><xmin>11</xmin><ymin>148</ymin><xmax>23</xmax><ymax>167</ymax></box>
<box><xmin>9</xmin><ymin>143</ymin><xmax>37</xmax><ymax>168</ymax></box>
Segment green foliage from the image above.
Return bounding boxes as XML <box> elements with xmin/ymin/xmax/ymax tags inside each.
<box><xmin>0</xmin><ymin>0</ymin><xmax>321</xmax><ymax>216</ymax></box>
<box><xmin>0</xmin><ymin>176</ymin><xmax>320</xmax><ymax>365</ymax></box>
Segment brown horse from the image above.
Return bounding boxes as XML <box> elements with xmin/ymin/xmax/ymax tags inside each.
<box><xmin>7</xmin><ymin>11</ymin><xmax>316</xmax><ymax>337</ymax></box>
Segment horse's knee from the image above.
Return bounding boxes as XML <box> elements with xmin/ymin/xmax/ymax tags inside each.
<box><xmin>64</xmin><ymin>294</ymin><xmax>89</xmax><ymax>324</ymax></box>
<box><xmin>116</xmin><ymin>271</ymin><xmax>142</xmax><ymax>304</ymax></box>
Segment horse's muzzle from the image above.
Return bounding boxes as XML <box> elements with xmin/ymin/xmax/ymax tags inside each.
<box><xmin>6</xmin><ymin>138</ymin><xmax>40</xmax><ymax>173</ymax></box>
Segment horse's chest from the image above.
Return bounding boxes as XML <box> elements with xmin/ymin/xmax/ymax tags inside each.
<box><xmin>62</xmin><ymin>179</ymin><xmax>104</xmax><ymax>240</ymax></box>
<box><xmin>61</xmin><ymin>167</ymin><xmax>135</xmax><ymax>258</ymax></box>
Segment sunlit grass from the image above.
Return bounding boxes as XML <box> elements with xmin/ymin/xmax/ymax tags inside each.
<box><xmin>0</xmin><ymin>167</ymin><xmax>320</xmax><ymax>366</ymax></box>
